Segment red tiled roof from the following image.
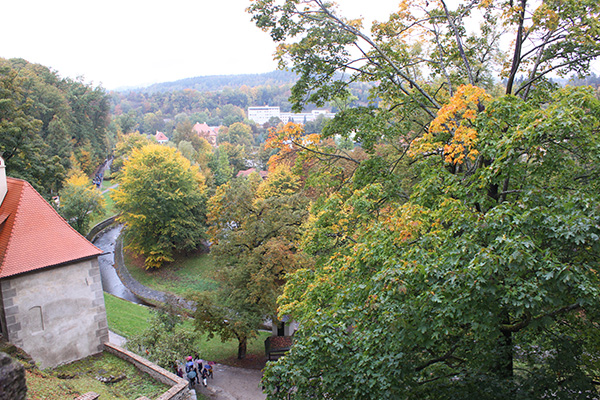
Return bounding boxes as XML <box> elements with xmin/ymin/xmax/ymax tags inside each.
<box><xmin>236</xmin><ymin>168</ymin><xmax>269</xmax><ymax>179</ymax></box>
<box><xmin>236</xmin><ymin>168</ymin><xmax>257</xmax><ymax>178</ymax></box>
<box><xmin>155</xmin><ymin>131</ymin><xmax>168</xmax><ymax>142</ymax></box>
<box><xmin>0</xmin><ymin>178</ymin><xmax>102</xmax><ymax>278</ymax></box>
<box><xmin>193</xmin><ymin>122</ymin><xmax>212</xmax><ymax>134</ymax></box>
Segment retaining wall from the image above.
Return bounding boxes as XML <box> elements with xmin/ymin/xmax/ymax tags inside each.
<box><xmin>104</xmin><ymin>342</ymin><xmax>190</xmax><ymax>400</ymax></box>
<box><xmin>113</xmin><ymin>237</ymin><xmax>196</xmax><ymax>312</ymax></box>
<box><xmin>86</xmin><ymin>215</ymin><xmax>118</xmax><ymax>242</ymax></box>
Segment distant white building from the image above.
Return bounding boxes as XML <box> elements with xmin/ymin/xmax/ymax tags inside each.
<box><xmin>281</xmin><ymin>109</ymin><xmax>336</xmax><ymax>124</ymax></box>
<box><xmin>248</xmin><ymin>106</ymin><xmax>282</xmax><ymax>124</ymax></box>
<box><xmin>248</xmin><ymin>106</ymin><xmax>335</xmax><ymax>125</ymax></box>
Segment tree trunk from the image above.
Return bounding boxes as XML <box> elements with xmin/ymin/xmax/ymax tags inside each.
<box><xmin>497</xmin><ymin>330</ymin><xmax>514</xmax><ymax>379</ymax></box>
<box><xmin>237</xmin><ymin>335</ymin><xmax>247</xmax><ymax>359</ymax></box>
<box><xmin>496</xmin><ymin>312</ymin><xmax>514</xmax><ymax>383</ymax></box>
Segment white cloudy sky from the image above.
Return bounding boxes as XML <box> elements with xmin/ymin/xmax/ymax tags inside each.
<box><xmin>4</xmin><ymin>1</ymin><xmax>598</xmax><ymax>90</ymax></box>
<box><xmin>1</xmin><ymin>0</ymin><xmax>399</xmax><ymax>90</ymax></box>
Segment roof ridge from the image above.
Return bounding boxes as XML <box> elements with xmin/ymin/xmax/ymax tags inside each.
<box><xmin>0</xmin><ymin>179</ymin><xmax>25</xmax><ymax>270</ymax></box>
<box><xmin>0</xmin><ymin>177</ymin><xmax>103</xmax><ymax>278</ymax></box>
<box><xmin>21</xmin><ymin>179</ymin><xmax>103</xmax><ymax>254</ymax></box>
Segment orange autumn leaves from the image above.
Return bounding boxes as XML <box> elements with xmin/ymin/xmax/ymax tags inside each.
<box><xmin>264</xmin><ymin>122</ymin><xmax>321</xmax><ymax>172</ymax></box>
<box><xmin>411</xmin><ymin>84</ymin><xmax>490</xmax><ymax>165</ymax></box>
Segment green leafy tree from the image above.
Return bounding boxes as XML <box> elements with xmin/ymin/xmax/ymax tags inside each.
<box><xmin>208</xmin><ymin>146</ymin><xmax>234</xmax><ymax>187</ymax></box>
<box><xmin>195</xmin><ymin>176</ymin><xmax>310</xmax><ymax>359</ymax></box>
<box><xmin>141</xmin><ymin>111</ymin><xmax>164</xmax><ymax>134</ymax></box>
<box><xmin>249</xmin><ymin>0</ymin><xmax>600</xmax><ymax>398</ymax></box>
<box><xmin>127</xmin><ymin>306</ymin><xmax>196</xmax><ymax>369</ymax></box>
<box><xmin>111</xmin><ymin>132</ymin><xmax>153</xmax><ymax>174</ymax></box>
<box><xmin>57</xmin><ymin>171</ymin><xmax>104</xmax><ymax>234</ymax></box>
<box><xmin>1</xmin><ymin>58</ymin><xmax>111</xmax><ymax>195</ymax></box>
<box><xmin>221</xmin><ymin>122</ymin><xmax>254</xmax><ymax>147</ymax></box>
<box><xmin>177</xmin><ymin>140</ymin><xmax>198</xmax><ymax>163</ymax></box>
<box><xmin>111</xmin><ymin>144</ymin><xmax>207</xmax><ymax>269</ymax></box>
<box><xmin>115</xmin><ymin>110</ymin><xmax>139</xmax><ymax>134</ymax></box>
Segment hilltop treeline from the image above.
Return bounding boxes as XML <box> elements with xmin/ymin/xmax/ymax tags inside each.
<box><xmin>0</xmin><ymin>58</ymin><xmax>114</xmax><ymax>197</ymax></box>
<box><xmin>139</xmin><ymin>70</ymin><xmax>299</xmax><ymax>93</ymax></box>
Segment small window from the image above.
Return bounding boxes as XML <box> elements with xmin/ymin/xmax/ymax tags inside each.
<box><xmin>28</xmin><ymin>306</ymin><xmax>44</xmax><ymax>332</ymax></box>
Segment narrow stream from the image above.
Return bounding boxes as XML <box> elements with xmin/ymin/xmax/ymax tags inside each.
<box><xmin>94</xmin><ymin>225</ymin><xmax>146</xmax><ymax>305</ymax></box>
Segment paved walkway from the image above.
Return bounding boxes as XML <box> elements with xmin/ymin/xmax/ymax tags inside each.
<box><xmin>101</xmin><ymin>183</ymin><xmax>119</xmax><ymax>194</ymax></box>
<box><xmin>107</xmin><ymin>332</ymin><xmax>266</xmax><ymax>400</ymax></box>
<box><xmin>193</xmin><ymin>363</ymin><xmax>266</xmax><ymax>400</ymax></box>
<box><xmin>99</xmin><ymin>225</ymin><xmax>265</xmax><ymax>399</ymax></box>
<box><xmin>108</xmin><ymin>330</ymin><xmax>127</xmax><ymax>347</ymax></box>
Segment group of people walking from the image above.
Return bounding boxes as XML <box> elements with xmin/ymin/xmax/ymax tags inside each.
<box><xmin>174</xmin><ymin>354</ymin><xmax>214</xmax><ymax>389</ymax></box>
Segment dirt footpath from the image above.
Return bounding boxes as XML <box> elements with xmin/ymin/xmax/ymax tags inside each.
<box><xmin>194</xmin><ymin>363</ymin><xmax>266</xmax><ymax>400</ymax></box>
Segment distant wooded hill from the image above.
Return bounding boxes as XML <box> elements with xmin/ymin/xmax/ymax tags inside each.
<box><xmin>121</xmin><ymin>70</ymin><xmax>300</xmax><ymax>93</ymax></box>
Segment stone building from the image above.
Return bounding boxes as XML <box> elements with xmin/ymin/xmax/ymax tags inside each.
<box><xmin>0</xmin><ymin>157</ymin><xmax>107</xmax><ymax>369</ymax></box>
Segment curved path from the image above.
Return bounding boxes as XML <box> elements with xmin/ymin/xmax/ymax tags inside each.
<box><xmin>93</xmin><ymin>224</ymin><xmax>266</xmax><ymax>400</ymax></box>
<box><xmin>94</xmin><ymin>225</ymin><xmax>144</xmax><ymax>304</ymax></box>
<box><xmin>93</xmin><ymin>224</ymin><xmax>195</xmax><ymax>310</ymax></box>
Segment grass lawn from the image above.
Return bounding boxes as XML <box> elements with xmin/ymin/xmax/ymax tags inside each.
<box><xmin>104</xmin><ymin>293</ymin><xmax>153</xmax><ymax>338</ymax></box>
<box><xmin>2</xmin><ymin>338</ymin><xmax>168</xmax><ymax>400</ymax></box>
<box><xmin>105</xmin><ymin>293</ymin><xmax>270</xmax><ymax>365</ymax></box>
<box><xmin>112</xmin><ymin>237</ymin><xmax>271</xmax><ymax>369</ymax></box>
<box><xmin>124</xmin><ymin>249</ymin><xmax>219</xmax><ymax>298</ymax></box>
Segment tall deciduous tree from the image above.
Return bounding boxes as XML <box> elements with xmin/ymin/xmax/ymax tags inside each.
<box><xmin>111</xmin><ymin>144</ymin><xmax>207</xmax><ymax>269</ymax></box>
<box><xmin>221</xmin><ymin>122</ymin><xmax>254</xmax><ymax>147</ymax></box>
<box><xmin>195</xmin><ymin>175</ymin><xmax>310</xmax><ymax>359</ymax></box>
<box><xmin>57</xmin><ymin>170</ymin><xmax>104</xmax><ymax>235</ymax></box>
<box><xmin>111</xmin><ymin>132</ymin><xmax>153</xmax><ymax>174</ymax></box>
<box><xmin>208</xmin><ymin>145</ymin><xmax>234</xmax><ymax>186</ymax></box>
<box><xmin>249</xmin><ymin>0</ymin><xmax>600</xmax><ymax>398</ymax></box>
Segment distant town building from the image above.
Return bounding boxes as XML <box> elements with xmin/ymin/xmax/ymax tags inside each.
<box><xmin>247</xmin><ymin>106</ymin><xmax>282</xmax><ymax>124</ymax></box>
<box><xmin>155</xmin><ymin>131</ymin><xmax>169</xmax><ymax>144</ymax></box>
<box><xmin>248</xmin><ymin>106</ymin><xmax>336</xmax><ymax>125</ymax></box>
<box><xmin>236</xmin><ymin>168</ymin><xmax>268</xmax><ymax>180</ymax></box>
<box><xmin>193</xmin><ymin>122</ymin><xmax>218</xmax><ymax>146</ymax></box>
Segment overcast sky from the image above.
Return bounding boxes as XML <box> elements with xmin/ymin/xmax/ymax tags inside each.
<box><xmin>4</xmin><ymin>1</ymin><xmax>598</xmax><ymax>91</ymax></box>
<box><xmin>1</xmin><ymin>0</ymin><xmax>399</xmax><ymax>90</ymax></box>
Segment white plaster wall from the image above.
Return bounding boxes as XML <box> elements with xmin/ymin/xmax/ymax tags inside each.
<box><xmin>3</xmin><ymin>259</ymin><xmax>108</xmax><ymax>369</ymax></box>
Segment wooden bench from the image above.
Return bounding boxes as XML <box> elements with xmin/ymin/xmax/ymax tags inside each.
<box><xmin>265</xmin><ymin>336</ymin><xmax>293</xmax><ymax>361</ymax></box>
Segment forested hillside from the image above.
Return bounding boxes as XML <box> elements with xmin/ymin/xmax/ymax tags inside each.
<box><xmin>0</xmin><ymin>57</ymin><xmax>114</xmax><ymax>197</ymax></box>
<box><xmin>109</xmin><ymin>70</ymin><xmax>373</xmax><ymax>138</ymax></box>
<box><xmin>139</xmin><ymin>70</ymin><xmax>299</xmax><ymax>93</ymax></box>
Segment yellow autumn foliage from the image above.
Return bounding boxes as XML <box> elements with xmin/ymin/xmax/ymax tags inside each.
<box><xmin>410</xmin><ymin>84</ymin><xmax>490</xmax><ymax>165</ymax></box>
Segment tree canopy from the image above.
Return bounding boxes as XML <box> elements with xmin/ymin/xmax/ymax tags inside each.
<box><xmin>195</xmin><ymin>170</ymin><xmax>310</xmax><ymax>359</ymax></box>
<box><xmin>249</xmin><ymin>0</ymin><xmax>600</xmax><ymax>398</ymax></box>
<box><xmin>0</xmin><ymin>58</ymin><xmax>113</xmax><ymax>196</ymax></box>
<box><xmin>56</xmin><ymin>171</ymin><xmax>105</xmax><ymax>235</ymax></box>
<box><xmin>111</xmin><ymin>144</ymin><xmax>207</xmax><ymax>269</ymax></box>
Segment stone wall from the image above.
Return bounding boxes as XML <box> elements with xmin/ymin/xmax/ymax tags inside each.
<box><xmin>113</xmin><ymin>237</ymin><xmax>196</xmax><ymax>312</ymax></box>
<box><xmin>86</xmin><ymin>215</ymin><xmax>117</xmax><ymax>242</ymax></box>
<box><xmin>1</xmin><ymin>259</ymin><xmax>108</xmax><ymax>369</ymax></box>
<box><xmin>0</xmin><ymin>352</ymin><xmax>26</xmax><ymax>399</ymax></box>
<box><xmin>104</xmin><ymin>342</ymin><xmax>190</xmax><ymax>400</ymax></box>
